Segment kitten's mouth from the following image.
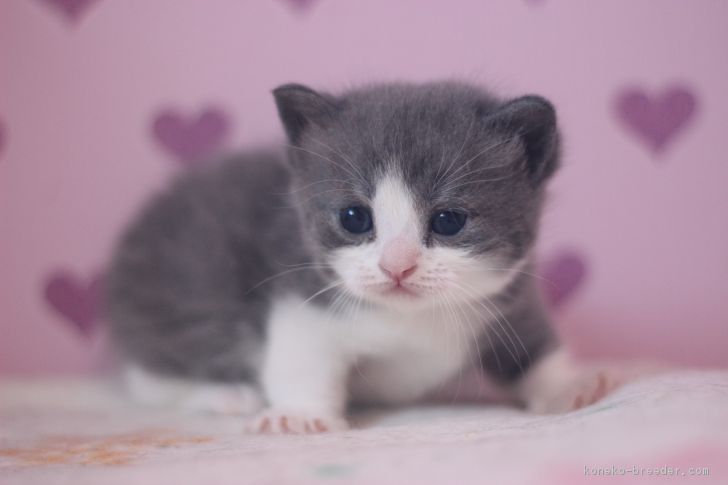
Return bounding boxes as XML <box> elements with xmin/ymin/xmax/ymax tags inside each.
<box><xmin>362</xmin><ymin>282</ymin><xmax>421</xmax><ymax>299</ymax></box>
<box><xmin>382</xmin><ymin>284</ymin><xmax>419</xmax><ymax>298</ymax></box>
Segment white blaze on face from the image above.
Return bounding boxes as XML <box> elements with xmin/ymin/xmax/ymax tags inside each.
<box><xmin>370</xmin><ymin>174</ymin><xmax>422</xmax><ymax>279</ymax></box>
<box><xmin>330</xmin><ymin>170</ymin><xmax>523</xmax><ymax>311</ymax></box>
<box><xmin>371</xmin><ymin>174</ymin><xmax>419</xmax><ymax>241</ymax></box>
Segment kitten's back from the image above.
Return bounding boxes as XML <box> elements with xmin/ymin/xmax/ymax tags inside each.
<box><xmin>105</xmin><ymin>151</ymin><xmax>309</xmax><ymax>381</ymax></box>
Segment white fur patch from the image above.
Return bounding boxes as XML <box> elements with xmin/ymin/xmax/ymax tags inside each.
<box><xmin>371</xmin><ymin>173</ymin><xmax>421</xmax><ymax>244</ymax></box>
<box><xmin>261</xmin><ymin>296</ymin><xmax>351</xmax><ymax>416</ymax></box>
<box><xmin>123</xmin><ymin>365</ymin><xmax>264</xmax><ymax>415</ymax></box>
<box><xmin>262</xmin><ymin>295</ymin><xmax>486</xmax><ymax>409</ymax></box>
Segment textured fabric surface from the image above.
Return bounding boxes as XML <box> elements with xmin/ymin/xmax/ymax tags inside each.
<box><xmin>1</xmin><ymin>371</ymin><xmax>727</xmax><ymax>484</ymax></box>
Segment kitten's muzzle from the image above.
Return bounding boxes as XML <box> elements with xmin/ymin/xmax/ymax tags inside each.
<box><xmin>378</xmin><ymin>237</ymin><xmax>420</xmax><ymax>285</ymax></box>
<box><xmin>378</xmin><ymin>263</ymin><xmax>417</xmax><ymax>285</ymax></box>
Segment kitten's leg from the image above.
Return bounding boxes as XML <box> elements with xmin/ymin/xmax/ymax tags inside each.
<box><xmin>516</xmin><ymin>348</ymin><xmax>607</xmax><ymax>413</ymax></box>
<box><xmin>251</xmin><ymin>298</ymin><xmax>350</xmax><ymax>434</ymax></box>
<box><xmin>516</xmin><ymin>348</ymin><xmax>665</xmax><ymax>413</ymax></box>
<box><xmin>478</xmin><ymin>294</ymin><xmax>639</xmax><ymax>413</ymax></box>
<box><xmin>123</xmin><ymin>365</ymin><xmax>265</xmax><ymax>415</ymax></box>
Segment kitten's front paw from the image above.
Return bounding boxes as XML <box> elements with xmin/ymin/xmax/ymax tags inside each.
<box><xmin>529</xmin><ymin>370</ymin><xmax>623</xmax><ymax>414</ymax></box>
<box><xmin>248</xmin><ymin>410</ymin><xmax>349</xmax><ymax>434</ymax></box>
<box><xmin>563</xmin><ymin>370</ymin><xmax>622</xmax><ymax>411</ymax></box>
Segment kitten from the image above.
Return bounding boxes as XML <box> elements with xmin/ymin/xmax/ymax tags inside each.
<box><xmin>106</xmin><ymin>81</ymin><xmax>617</xmax><ymax>433</ymax></box>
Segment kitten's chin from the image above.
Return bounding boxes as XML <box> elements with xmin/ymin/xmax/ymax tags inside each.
<box><xmin>355</xmin><ymin>283</ymin><xmax>440</xmax><ymax>312</ymax></box>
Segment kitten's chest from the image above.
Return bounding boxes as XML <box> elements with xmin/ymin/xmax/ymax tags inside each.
<box><xmin>341</xmin><ymin>306</ymin><xmax>486</xmax><ymax>404</ymax></box>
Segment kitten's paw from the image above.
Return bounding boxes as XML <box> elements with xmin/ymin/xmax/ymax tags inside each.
<box><xmin>530</xmin><ymin>370</ymin><xmax>623</xmax><ymax>414</ymax></box>
<box><xmin>520</xmin><ymin>349</ymin><xmax>671</xmax><ymax>415</ymax></box>
<box><xmin>248</xmin><ymin>410</ymin><xmax>348</xmax><ymax>434</ymax></box>
<box><xmin>564</xmin><ymin>370</ymin><xmax>622</xmax><ymax>411</ymax></box>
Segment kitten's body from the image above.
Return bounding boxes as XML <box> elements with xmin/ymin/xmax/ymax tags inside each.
<box><xmin>107</xmin><ymin>82</ymin><xmax>600</xmax><ymax>432</ymax></box>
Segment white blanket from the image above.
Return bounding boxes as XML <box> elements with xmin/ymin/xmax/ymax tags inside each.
<box><xmin>1</xmin><ymin>371</ymin><xmax>727</xmax><ymax>484</ymax></box>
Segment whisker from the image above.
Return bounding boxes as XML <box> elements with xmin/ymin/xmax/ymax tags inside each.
<box><xmin>458</xmin><ymin>135</ymin><xmax>520</xmax><ymax>168</ymax></box>
<box><xmin>282</xmin><ymin>144</ymin><xmax>365</xmax><ymax>185</ymax></box>
<box><xmin>337</xmin><ymin>288</ymin><xmax>375</xmax><ymax>389</ymax></box>
<box><xmin>275</xmin><ymin>178</ymin><xmax>357</xmax><ymax>196</ymax></box>
<box><xmin>438</xmin><ymin>135</ymin><xmax>519</xmax><ymax>192</ymax></box>
<box><xmin>449</xmin><ymin>281</ymin><xmax>522</xmax><ymax>371</ymax></box>
<box><xmin>441</xmin><ymin>162</ymin><xmax>511</xmax><ymax>191</ymax></box>
<box><xmin>451</xmin><ymin>263</ymin><xmax>557</xmax><ymax>287</ymax></box>
<box><xmin>480</xmin><ymin>292</ymin><xmax>531</xmax><ymax>367</ymax></box>
<box><xmin>244</xmin><ymin>266</ymin><xmax>329</xmax><ymax>295</ymax></box>
<box><xmin>434</xmin><ymin>116</ymin><xmax>476</xmax><ymax>189</ymax></box>
<box><xmin>440</xmin><ymin>286</ymin><xmax>469</xmax><ymax>403</ymax></box>
<box><xmin>308</xmin><ymin>137</ymin><xmax>368</xmax><ymax>186</ymax></box>
<box><xmin>441</xmin><ymin>174</ymin><xmax>515</xmax><ymax>192</ymax></box>
<box><xmin>296</xmin><ymin>280</ymin><xmax>344</xmax><ymax>309</ymax></box>
<box><xmin>444</xmin><ymin>289</ymin><xmax>477</xmax><ymax>403</ymax></box>
<box><xmin>270</xmin><ymin>260</ymin><xmax>333</xmax><ymax>269</ymax></box>
<box><xmin>459</xmin><ymin>282</ymin><xmax>530</xmax><ymax>371</ymax></box>
<box><xmin>450</xmin><ymin>289</ymin><xmax>491</xmax><ymax>401</ymax></box>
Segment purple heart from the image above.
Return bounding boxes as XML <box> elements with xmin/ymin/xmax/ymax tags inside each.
<box><xmin>280</xmin><ymin>0</ymin><xmax>318</xmax><ymax>12</ymax></box>
<box><xmin>37</xmin><ymin>0</ymin><xmax>100</xmax><ymax>23</ymax></box>
<box><xmin>615</xmin><ymin>85</ymin><xmax>698</xmax><ymax>155</ymax></box>
<box><xmin>0</xmin><ymin>121</ymin><xmax>5</xmax><ymax>157</ymax></box>
<box><xmin>540</xmin><ymin>250</ymin><xmax>588</xmax><ymax>309</ymax></box>
<box><xmin>152</xmin><ymin>107</ymin><xmax>231</xmax><ymax>167</ymax></box>
<box><xmin>44</xmin><ymin>271</ymin><xmax>104</xmax><ymax>338</ymax></box>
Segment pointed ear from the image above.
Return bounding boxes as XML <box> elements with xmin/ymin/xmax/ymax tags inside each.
<box><xmin>483</xmin><ymin>95</ymin><xmax>560</xmax><ymax>186</ymax></box>
<box><xmin>272</xmin><ymin>84</ymin><xmax>339</xmax><ymax>144</ymax></box>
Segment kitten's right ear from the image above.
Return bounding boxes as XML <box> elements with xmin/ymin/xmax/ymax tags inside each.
<box><xmin>272</xmin><ymin>84</ymin><xmax>339</xmax><ymax>144</ymax></box>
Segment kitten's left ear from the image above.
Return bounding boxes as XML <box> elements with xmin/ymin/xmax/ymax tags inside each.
<box><xmin>272</xmin><ymin>83</ymin><xmax>340</xmax><ymax>144</ymax></box>
<box><xmin>483</xmin><ymin>95</ymin><xmax>560</xmax><ymax>186</ymax></box>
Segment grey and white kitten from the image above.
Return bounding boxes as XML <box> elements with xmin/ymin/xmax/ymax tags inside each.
<box><xmin>106</xmin><ymin>82</ymin><xmax>618</xmax><ymax>433</ymax></box>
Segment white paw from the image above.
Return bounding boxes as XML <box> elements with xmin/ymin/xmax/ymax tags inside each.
<box><xmin>530</xmin><ymin>370</ymin><xmax>623</xmax><ymax>414</ymax></box>
<box><xmin>248</xmin><ymin>410</ymin><xmax>349</xmax><ymax>434</ymax></box>
<box><xmin>563</xmin><ymin>370</ymin><xmax>622</xmax><ymax>411</ymax></box>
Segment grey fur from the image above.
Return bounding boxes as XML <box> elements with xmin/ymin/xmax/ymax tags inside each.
<box><xmin>106</xmin><ymin>81</ymin><xmax>560</xmax><ymax>390</ymax></box>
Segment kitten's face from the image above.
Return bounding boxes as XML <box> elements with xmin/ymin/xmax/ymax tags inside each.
<box><xmin>274</xmin><ymin>82</ymin><xmax>559</xmax><ymax>311</ymax></box>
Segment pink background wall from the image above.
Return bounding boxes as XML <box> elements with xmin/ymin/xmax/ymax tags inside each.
<box><xmin>1</xmin><ymin>0</ymin><xmax>727</xmax><ymax>375</ymax></box>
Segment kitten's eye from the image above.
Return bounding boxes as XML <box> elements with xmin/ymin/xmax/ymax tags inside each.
<box><xmin>340</xmin><ymin>206</ymin><xmax>373</xmax><ymax>234</ymax></box>
<box><xmin>431</xmin><ymin>210</ymin><xmax>467</xmax><ymax>236</ymax></box>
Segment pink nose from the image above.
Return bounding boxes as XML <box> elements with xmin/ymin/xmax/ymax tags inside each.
<box><xmin>379</xmin><ymin>240</ymin><xmax>420</xmax><ymax>283</ymax></box>
<box><xmin>379</xmin><ymin>262</ymin><xmax>417</xmax><ymax>282</ymax></box>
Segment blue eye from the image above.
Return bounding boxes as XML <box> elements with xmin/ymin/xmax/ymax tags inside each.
<box><xmin>340</xmin><ymin>206</ymin><xmax>373</xmax><ymax>234</ymax></box>
<box><xmin>431</xmin><ymin>210</ymin><xmax>467</xmax><ymax>236</ymax></box>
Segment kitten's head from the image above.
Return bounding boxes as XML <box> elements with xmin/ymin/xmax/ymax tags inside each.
<box><xmin>273</xmin><ymin>82</ymin><xmax>559</xmax><ymax>311</ymax></box>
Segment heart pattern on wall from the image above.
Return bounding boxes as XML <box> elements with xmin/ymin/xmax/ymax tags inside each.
<box><xmin>37</xmin><ymin>0</ymin><xmax>100</xmax><ymax>24</ymax></box>
<box><xmin>615</xmin><ymin>85</ymin><xmax>698</xmax><ymax>156</ymax></box>
<box><xmin>44</xmin><ymin>271</ymin><xmax>104</xmax><ymax>338</ymax></box>
<box><xmin>3</xmin><ymin>0</ymin><xmax>714</xmax><ymax>368</ymax></box>
<box><xmin>152</xmin><ymin>107</ymin><xmax>231</xmax><ymax>167</ymax></box>
<box><xmin>280</xmin><ymin>0</ymin><xmax>319</xmax><ymax>13</ymax></box>
<box><xmin>540</xmin><ymin>250</ymin><xmax>588</xmax><ymax>310</ymax></box>
<box><xmin>0</xmin><ymin>120</ymin><xmax>5</xmax><ymax>158</ymax></box>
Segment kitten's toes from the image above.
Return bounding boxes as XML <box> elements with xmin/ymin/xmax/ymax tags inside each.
<box><xmin>248</xmin><ymin>410</ymin><xmax>348</xmax><ymax>434</ymax></box>
<box><xmin>532</xmin><ymin>370</ymin><xmax>623</xmax><ymax>414</ymax></box>
<box><xmin>568</xmin><ymin>371</ymin><xmax>622</xmax><ymax>410</ymax></box>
